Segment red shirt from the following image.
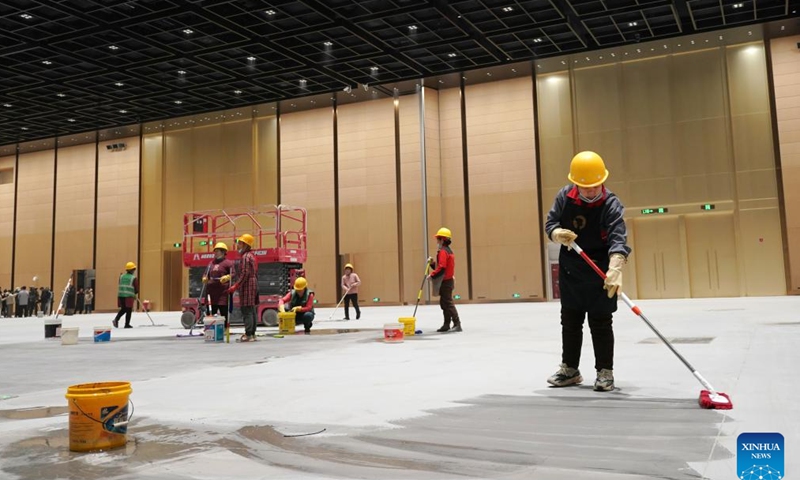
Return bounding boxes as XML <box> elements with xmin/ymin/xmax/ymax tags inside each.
<box><xmin>430</xmin><ymin>246</ymin><xmax>455</xmax><ymax>281</ymax></box>
<box><xmin>234</xmin><ymin>250</ymin><xmax>259</xmax><ymax>306</ymax></box>
<box><xmin>206</xmin><ymin>258</ymin><xmax>234</xmax><ymax>305</ymax></box>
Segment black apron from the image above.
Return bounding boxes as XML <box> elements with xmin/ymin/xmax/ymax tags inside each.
<box><xmin>558</xmin><ymin>194</ymin><xmax>617</xmax><ymax>314</ymax></box>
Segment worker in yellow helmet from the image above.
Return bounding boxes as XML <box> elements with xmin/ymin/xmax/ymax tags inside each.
<box><xmin>544</xmin><ymin>151</ymin><xmax>631</xmax><ymax>392</ymax></box>
<box><xmin>227</xmin><ymin>234</ymin><xmax>259</xmax><ymax>342</ymax></box>
<box><xmin>113</xmin><ymin>262</ymin><xmax>139</xmax><ymax>328</ymax></box>
<box><xmin>428</xmin><ymin>227</ymin><xmax>462</xmax><ymax>333</ymax></box>
<box><xmin>202</xmin><ymin>242</ymin><xmax>234</xmax><ymax>322</ymax></box>
<box><xmin>279</xmin><ymin>277</ymin><xmax>316</xmax><ymax>334</ymax></box>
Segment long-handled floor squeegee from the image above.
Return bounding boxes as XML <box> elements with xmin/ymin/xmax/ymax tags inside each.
<box><xmin>136</xmin><ymin>295</ymin><xmax>166</xmax><ymax>327</ymax></box>
<box><xmin>328</xmin><ymin>286</ymin><xmax>350</xmax><ymax>321</ymax></box>
<box><xmin>570</xmin><ymin>241</ymin><xmax>732</xmax><ymax>410</ymax></box>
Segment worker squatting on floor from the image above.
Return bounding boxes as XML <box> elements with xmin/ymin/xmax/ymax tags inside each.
<box><xmin>545</xmin><ymin>151</ymin><xmax>631</xmax><ymax>392</ymax></box>
<box><xmin>202</xmin><ymin>242</ymin><xmax>234</xmax><ymax>322</ymax></box>
<box><xmin>113</xmin><ymin>262</ymin><xmax>139</xmax><ymax>329</ymax></box>
<box><xmin>227</xmin><ymin>234</ymin><xmax>259</xmax><ymax>343</ymax></box>
<box><xmin>429</xmin><ymin>227</ymin><xmax>462</xmax><ymax>333</ymax></box>
<box><xmin>341</xmin><ymin>263</ymin><xmax>361</xmax><ymax>320</ymax></box>
<box><xmin>280</xmin><ymin>277</ymin><xmax>316</xmax><ymax>334</ymax></box>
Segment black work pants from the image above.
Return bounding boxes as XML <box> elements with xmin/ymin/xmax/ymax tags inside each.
<box><xmin>241</xmin><ymin>306</ymin><xmax>256</xmax><ymax>337</ymax></box>
<box><xmin>438</xmin><ymin>279</ymin><xmax>460</xmax><ymax>327</ymax></box>
<box><xmin>210</xmin><ymin>304</ymin><xmax>229</xmax><ymax>320</ymax></box>
<box><xmin>114</xmin><ymin>307</ymin><xmax>133</xmax><ymax>327</ymax></box>
<box><xmin>344</xmin><ymin>294</ymin><xmax>360</xmax><ymax>319</ymax></box>
<box><xmin>561</xmin><ymin>307</ymin><xmax>614</xmax><ymax>371</ymax></box>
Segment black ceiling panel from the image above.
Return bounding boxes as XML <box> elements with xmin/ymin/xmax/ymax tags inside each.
<box><xmin>0</xmin><ymin>0</ymin><xmax>795</xmax><ymax>145</ymax></box>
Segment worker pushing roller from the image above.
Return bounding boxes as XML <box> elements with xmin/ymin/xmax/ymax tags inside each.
<box><xmin>545</xmin><ymin>151</ymin><xmax>630</xmax><ymax>392</ymax></box>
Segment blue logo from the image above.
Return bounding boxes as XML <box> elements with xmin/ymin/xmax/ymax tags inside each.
<box><xmin>737</xmin><ymin>432</ymin><xmax>784</xmax><ymax>479</ymax></box>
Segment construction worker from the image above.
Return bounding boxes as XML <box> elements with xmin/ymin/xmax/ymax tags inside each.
<box><xmin>113</xmin><ymin>262</ymin><xmax>139</xmax><ymax>328</ymax></box>
<box><xmin>279</xmin><ymin>277</ymin><xmax>315</xmax><ymax>334</ymax></box>
<box><xmin>203</xmin><ymin>242</ymin><xmax>234</xmax><ymax>321</ymax></box>
<box><xmin>226</xmin><ymin>234</ymin><xmax>258</xmax><ymax>342</ymax></box>
<box><xmin>544</xmin><ymin>151</ymin><xmax>631</xmax><ymax>392</ymax></box>
<box><xmin>341</xmin><ymin>263</ymin><xmax>361</xmax><ymax>320</ymax></box>
<box><xmin>428</xmin><ymin>227</ymin><xmax>462</xmax><ymax>333</ymax></box>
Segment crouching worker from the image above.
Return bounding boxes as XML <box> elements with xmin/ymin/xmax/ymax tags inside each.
<box><xmin>279</xmin><ymin>277</ymin><xmax>315</xmax><ymax>334</ymax></box>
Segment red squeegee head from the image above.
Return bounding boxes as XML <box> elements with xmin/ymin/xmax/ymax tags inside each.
<box><xmin>699</xmin><ymin>390</ymin><xmax>733</xmax><ymax>410</ymax></box>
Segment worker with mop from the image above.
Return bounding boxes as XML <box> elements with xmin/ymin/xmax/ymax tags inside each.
<box><xmin>113</xmin><ymin>262</ymin><xmax>139</xmax><ymax>329</ymax></box>
<box><xmin>203</xmin><ymin>242</ymin><xmax>234</xmax><ymax>321</ymax></box>
<box><xmin>226</xmin><ymin>234</ymin><xmax>259</xmax><ymax>342</ymax></box>
<box><xmin>341</xmin><ymin>263</ymin><xmax>361</xmax><ymax>320</ymax></box>
<box><xmin>279</xmin><ymin>277</ymin><xmax>316</xmax><ymax>334</ymax></box>
<box><xmin>428</xmin><ymin>228</ymin><xmax>462</xmax><ymax>333</ymax></box>
<box><xmin>545</xmin><ymin>151</ymin><xmax>630</xmax><ymax>392</ymax></box>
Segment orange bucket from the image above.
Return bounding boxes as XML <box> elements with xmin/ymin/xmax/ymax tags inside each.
<box><xmin>65</xmin><ymin>382</ymin><xmax>132</xmax><ymax>452</ymax></box>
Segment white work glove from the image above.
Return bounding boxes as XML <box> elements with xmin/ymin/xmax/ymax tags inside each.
<box><xmin>604</xmin><ymin>254</ymin><xmax>626</xmax><ymax>298</ymax></box>
<box><xmin>551</xmin><ymin>228</ymin><xmax>578</xmax><ymax>248</ymax></box>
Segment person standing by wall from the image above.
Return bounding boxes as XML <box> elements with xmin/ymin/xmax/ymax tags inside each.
<box><xmin>279</xmin><ymin>277</ymin><xmax>316</xmax><ymax>334</ymax></box>
<box><xmin>76</xmin><ymin>288</ymin><xmax>85</xmax><ymax>314</ymax></box>
<box><xmin>1</xmin><ymin>290</ymin><xmax>13</xmax><ymax>318</ymax></box>
<box><xmin>204</xmin><ymin>242</ymin><xmax>234</xmax><ymax>321</ymax></box>
<box><xmin>428</xmin><ymin>228</ymin><xmax>462</xmax><ymax>333</ymax></box>
<box><xmin>113</xmin><ymin>262</ymin><xmax>139</xmax><ymax>328</ymax></box>
<box><xmin>341</xmin><ymin>263</ymin><xmax>361</xmax><ymax>320</ymax></box>
<box><xmin>17</xmin><ymin>287</ymin><xmax>29</xmax><ymax>318</ymax></box>
<box><xmin>40</xmin><ymin>288</ymin><xmax>52</xmax><ymax>316</ymax></box>
<box><xmin>84</xmin><ymin>288</ymin><xmax>94</xmax><ymax>314</ymax></box>
<box><xmin>29</xmin><ymin>286</ymin><xmax>39</xmax><ymax>316</ymax></box>
<box><xmin>227</xmin><ymin>234</ymin><xmax>258</xmax><ymax>342</ymax></box>
<box><xmin>544</xmin><ymin>151</ymin><xmax>631</xmax><ymax>392</ymax></box>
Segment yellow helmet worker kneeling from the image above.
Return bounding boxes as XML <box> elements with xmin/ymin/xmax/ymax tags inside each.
<box><xmin>279</xmin><ymin>276</ymin><xmax>316</xmax><ymax>334</ymax></box>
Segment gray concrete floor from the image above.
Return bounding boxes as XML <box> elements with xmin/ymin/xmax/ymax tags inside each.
<box><xmin>0</xmin><ymin>297</ymin><xmax>797</xmax><ymax>479</ymax></box>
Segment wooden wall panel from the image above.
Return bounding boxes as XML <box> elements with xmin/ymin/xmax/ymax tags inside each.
<box><xmin>466</xmin><ymin>77</ymin><xmax>544</xmax><ymax>300</ymax></box>
<box><xmin>536</xmin><ymin>73</ymin><xmax>574</xmax><ymax>203</ymax></box>
<box><xmin>256</xmin><ymin>116</ymin><xmax>278</xmax><ymax>205</ymax></box>
<box><xmin>140</xmin><ymin>134</ymin><xmax>164</xmax><ymax>310</ymax></box>
<box><xmin>95</xmin><ymin>137</ymin><xmax>140</xmax><ymax>311</ymax></box>
<box><xmin>0</xmin><ymin>155</ymin><xmax>14</xmax><ymax>287</ymax></box>
<box><xmin>52</xmin><ymin>144</ymin><xmax>95</xmax><ymax>291</ymax></box>
<box><xmin>14</xmin><ymin>150</ymin><xmax>54</xmax><ymax>288</ymax></box>
<box><xmin>770</xmin><ymin>35</ymin><xmax>800</xmax><ymax>292</ymax></box>
<box><xmin>338</xmin><ymin>98</ymin><xmax>399</xmax><ymax>303</ymax></box>
<box><xmin>280</xmin><ymin>108</ymin><xmax>335</xmax><ymax>303</ymax></box>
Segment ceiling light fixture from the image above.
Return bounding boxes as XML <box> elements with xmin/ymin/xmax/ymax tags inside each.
<box><xmin>108</xmin><ymin>45</ymin><xmax>119</xmax><ymax>50</ymax></box>
<box><xmin>502</xmin><ymin>6</ymin><xmax>514</xmax><ymax>12</ymax></box>
<box><xmin>265</xmin><ymin>9</ymin><xmax>276</xmax><ymax>15</ymax></box>
<box><xmin>183</xmin><ymin>29</ymin><xmax>194</xmax><ymax>34</ymax></box>
<box><xmin>246</xmin><ymin>56</ymin><xmax>256</xmax><ymax>61</ymax></box>
<box><xmin>628</xmin><ymin>21</ymin><xmax>638</xmax><ymax>27</ymax></box>
<box><xmin>178</xmin><ymin>70</ymin><xmax>187</xmax><ymax>75</ymax></box>
<box><xmin>323</xmin><ymin>41</ymin><xmax>333</xmax><ymax>46</ymax></box>
<box><xmin>234</xmin><ymin>90</ymin><xmax>242</xmax><ymax>94</ymax></box>
<box><xmin>21</xmin><ymin>127</ymin><xmax>28</xmax><ymax>130</ymax></box>
<box><xmin>732</xmin><ymin>2</ymin><xmax>744</xmax><ymax>8</ymax></box>
<box><xmin>448</xmin><ymin>52</ymin><xmax>457</xmax><ymax>57</ymax></box>
<box><xmin>408</xmin><ymin>25</ymin><xmax>418</xmax><ymax>31</ymax></box>
<box><xmin>119</xmin><ymin>110</ymin><xmax>128</xmax><ymax>113</ymax></box>
<box><xmin>611</xmin><ymin>52</ymin><xmax>616</xmax><ymax>57</ymax></box>
<box><xmin>115</xmin><ymin>82</ymin><xmax>124</xmax><ymax>86</ymax></box>
<box><xmin>174</xmin><ymin>100</ymin><xmax>183</xmax><ymax>104</ymax></box>
<box><xmin>56</xmin><ymin>93</ymin><xmax>66</xmax><ymax>97</ymax></box>
<box><xmin>561</xmin><ymin>60</ymin><xmax>566</xmax><ymax>65</ymax></box>
<box><xmin>42</xmin><ymin>60</ymin><xmax>52</xmax><ymax>65</ymax></box>
<box><xmin>636</xmin><ymin>48</ymin><xmax>641</xmax><ymax>53</ymax></box>
<box><xmin>2</xmin><ymin>104</ymin><xmax>11</xmax><ymax>108</ymax></box>
<box><xmin>20</xmin><ymin>13</ymin><xmax>33</xmax><ymax>20</ymax></box>
<box><xmin>533</xmin><ymin>38</ymin><xmax>543</xmax><ymax>43</ymax></box>
<box><xmin>67</xmin><ymin>118</ymin><xmax>76</xmax><ymax>122</ymax></box>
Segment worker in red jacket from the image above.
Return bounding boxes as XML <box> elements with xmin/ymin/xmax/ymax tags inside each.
<box><xmin>428</xmin><ymin>227</ymin><xmax>461</xmax><ymax>333</ymax></box>
<box><xmin>279</xmin><ymin>277</ymin><xmax>315</xmax><ymax>334</ymax></box>
<box><xmin>202</xmin><ymin>242</ymin><xmax>234</xmax><ymax>321</ymax></box>
<box><xmin>227</xmin><ymin>234</ymin><xmax>259</xmax><ymax>342</ymax></box>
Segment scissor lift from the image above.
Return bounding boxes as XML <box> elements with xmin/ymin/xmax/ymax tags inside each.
<box><xmin>180</xmin><ymin>205</ymin><xmax>307</xmax><ymax>329</ymax></box>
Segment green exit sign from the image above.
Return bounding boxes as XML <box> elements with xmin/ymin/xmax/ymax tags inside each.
<box><xmin>372</xmin><ymin>297</ymin><xmax>380</xmax><ymax>302</ymax></box>
<box><xmin>313</xmin><ymin>299</ymin><xmax>318</xmax><ymax>304</ymax></box>
<box><xmin>512</xmin><ymin>293</ymin><xmax>521</xmax><ymax>299</ymax></box>
<box><xmin>454</xmin><ymin>294</ymin><xmax>461</xmax><ymax>300</ymax></box>
<box><xmin>199</xmin><ymin>241</ymin><xmax>208</xmax><ymax>246</ymax></box>
<box><xmin>173</xmin><ymin>243</ymin><xmax>182</xmax><ymax>248</ymax></box>
<box><xmin>641</xmin><ymin>207</ymin><xmax>669</xmax><ymax>215</ymax></box>
<box><xmin>701</xmin><ymin>204</ymin><xmax>715</xmax><ymax>211</ymax></box>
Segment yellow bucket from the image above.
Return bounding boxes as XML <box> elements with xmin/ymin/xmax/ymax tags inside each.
<box><xmin>278</xmin><ymin>312</ymin><xmax>296</xmax><ymax>334</ymax></box>
<box><xmin>398</xmin><ymin>317</ymin><xmax>416</xmax><ymax>336</ymax></box>
<box><xmin>65</xmin><ymin>382</ymin><xmax>132</xmax><ymax>452</ymax></box>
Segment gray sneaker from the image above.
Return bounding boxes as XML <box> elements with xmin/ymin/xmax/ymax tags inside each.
<box><xmin>594</xmin><ymin>369</ymin><xmax>614</xmax><ymax>391</ymax></box>
<box><xmin>547</xmin><ymin>363</ymin><xmax>583</xmax><ymax>387</ymax></box>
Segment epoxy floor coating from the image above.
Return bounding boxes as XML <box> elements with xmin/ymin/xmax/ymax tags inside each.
<box><xmin>0</xmin><ymin>297</ymin><xmax>797</xmax><ymax>479</ymax></box>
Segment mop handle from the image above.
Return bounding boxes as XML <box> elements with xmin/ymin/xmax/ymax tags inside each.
<box><xmin>412</xmin><ymin>260</ymin><xmax>433</xmax><ymax>318</ymax></box>
<box><xmin>569</xmin><ymin>242</ymin><xmax>719</xmax><ymax>395</ymax></box>
<box><xmin>329</xmin><ymin>287</ymin><xmax>350</xmax><ymax>320</ymax></box>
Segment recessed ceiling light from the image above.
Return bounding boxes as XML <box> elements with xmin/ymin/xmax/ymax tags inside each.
<box><xmin>628</xmin><ymin>21</ymin><xmax>638</xmax><ymax>27</ymax></box>
<box><xmin>291</xmin><ymin>104</ymin><xmax>296</xmax><ymax>107</ymax></box>
<box><xmin>67</xmin><ymin>118</ymin><xmax>76</xmax><ymax>122</ymax></box>
<box><xmin>178</xmin><ymin>70</ymin><xmax>187</xmax><ymax>75</ymax></box>
<box><xmin>533</xmin><ymin>38</ymin><xmax>543</xmax><ymax>43</ymax></box>
<box><xmin>56</xmin><ymin>93</ymin><xmax>66</xmax><ymax>97</ymax></box>
<box><xmin>265</xmin><ymin>9</ymin><xmax>276</xmax><ymax>15</ymax></box>
<box><xmin>183</xmin><ymin>29</ymin><xmax>194</xmax><ymax>34</ymax></box>
<box><xmin>20</xmin><ymin>13</ymin><xmax>33</xmax><ymax>20</ymax></box>
<box><xmin>323</xmin><ymin>41</ymin><xmax>333</xmax><ymax>46</ymax></box>
<box><xmin>438</xmin><ymin>79</ymin><xmax>444</xmax><ymax>84</ymax></box>
<box><xmin>42</xmin><ymin>60</ymin><xmax>53</xmax><ymax>65</ymax></box>
<box><xmin>448</xmin><ymin>52</ymin><xmax>457</xmax><ymax>57</ymax></box>
<box><xmin>108</xmin><ymin>45</ymin><xmax>119</xmax><ymax>50</ymax></box>
<box><xmin>2</xmin><ymin>104</ymin><xmax>11</xmax><ymax>108</ymax></box>
<box><xmin>719</xmin><ymin>35</ymin><xmax>723</xmax><ymax>40</ymax></box>
<box><xmin>246</xmin><ymin>56</ymin><xmax>256</xmax><ymax>61</ymax></box>
<box><xmin>502</xmin><ymin>6</ymin><xmax>514</xmax><ymax>12</ymax></box>
<box><xmin>408</xmin><ymin>25</ymin><xmax>418</xmax><ymax>31</ymax></box>
<box><xmin>561</xmin><ymin>60</ymin><xmax>566</xmax><ymax>65</ymax></box>
<box><xmin>486</xmin><ymin>72</ymin><xmax>492</xmax><ymax>76</ymax></box>
<box><xmin>611</xmin><ymin>52</ymin><xmax>616</xmax><ymax>57</ymax></box>
<box><xmin>21</xmin><ymin>127</ymin><xmax>28</xmax><ymax>130</ymax></box>
<box><xmin>114</xmin><ymin>82</ymin><xmax>124</xmax><ymax>87</ymax></box>
<box><xmin>511</xmin><ymin>68</ymin><xmax>517</xmax><ymax>72</ymax></box>
<box><xmin>636</xmin><ymin>48</ymin><xmax>641</xmax><ymax>53</ymax></box>
<box><xmin>732</xmin><ymin>2</ymin><xmax>744</xmax><ymax>8</ymax></box>
<box><xmin>299</xmin><ymin>79</ymin><xmax>307</xmax><ymax>84</ymax></box>
<box><xmin>119</xmin><ymin>110</ymin><xmax>128</xmax><ymax>113</ymax></box>
<box><xmin>691</xmin><ymin>40</ymin><xmax>695</xmax><ymax>44</ymax></box>
<box><xmin>234</xmin><ymin>90</ymin><xmax>242</xmax><ymax>94</ymax></box>
<box><xmin>748</xmin><ymin>31</ymin><xmax>752</xmax><ymax>35</ymax></box>
<box><xmin>174</xmin><ymin>100</ymin><xmax>183</xmax><ymax>104</ymax></box>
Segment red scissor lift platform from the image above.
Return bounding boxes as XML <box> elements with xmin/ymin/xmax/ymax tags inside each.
<box><xmin>180</xmin><ymin>205</ymin><xmax>308</xmax><ymax>329</ymax></box>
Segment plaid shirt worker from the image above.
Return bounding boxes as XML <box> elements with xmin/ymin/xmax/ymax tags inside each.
<box><xmin>235</xmin><ymin>250</ymin><xmax>259</xmax><ymax>306</ymax></box>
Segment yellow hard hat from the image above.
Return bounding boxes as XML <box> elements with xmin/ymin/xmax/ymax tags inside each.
<box><xmin>344</xmin><ymin>263</ymin><xmax>354</xmax><ymax>271</ymax></box>
<box><xmin>435</xmin><ymin>227</ymin><xmax>452</xmax><ymax>239</ymax></box>
<box><xmin>125</xmin><ymin>262</ymin><xmax>136</xmax><ymax>270</ymax></box>
<box><xmin>294</xmin><ymin>277</ymin><xmax>308</xmax><ymax>291</ymax></box>
<box><xmin>568</xmin><ymin>151</ymin><xmax>608</xmax><ymax>188</ymax></box>
<box><xmin>213</xmin><ymin>242</ymin><xmax>228</xmax><ymax>252</ymax></box>
<box><xmin>237</xmin><ymin>234</ymin><xmax>255</xmax><ymax>248</ymax></box>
